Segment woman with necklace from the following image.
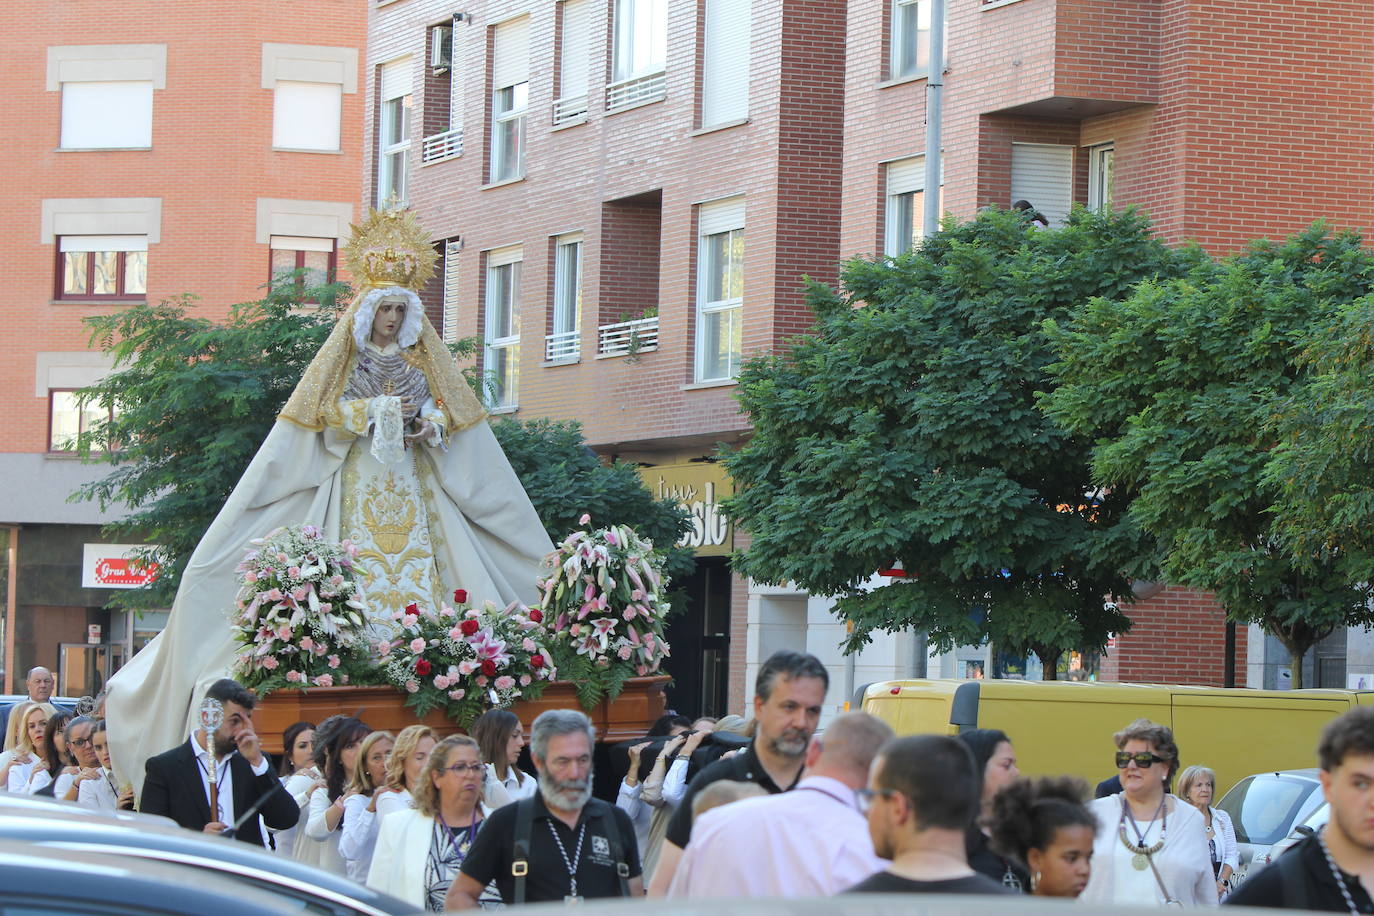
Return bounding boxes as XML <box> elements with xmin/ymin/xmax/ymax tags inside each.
<box><xmin>368</xmin><ymin>735</ymin><xmax>500</xmax><ymax>910</ymax></box>
<box><xmin>1080</xmin><ymin>719</ymin><xmax>1215</xmax><ymax>906</ymax></box>
<box><xmin>957</xmin><ymin>728</ymin><xmax>1032</xmax><ymax>892</ymax></box>
<box><xmin>1178</xmin><ymin>764</ymin><xmax>1237</xmax><ymax>899</ymax></box>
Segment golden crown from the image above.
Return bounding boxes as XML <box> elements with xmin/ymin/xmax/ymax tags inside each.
<box><xmin>343</xmin><ymin>207</ymin><xmax>438</xmax><ymax>292</ymax></box>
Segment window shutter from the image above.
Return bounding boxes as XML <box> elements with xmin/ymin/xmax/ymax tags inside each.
<box><xmin>492</xmin><ymin>16</ymin><xmax>530</xmax><ymax>90</ymax></box>
<box><xmin>886</xmin><ymin>156</ymin><xmax>925</xmax><ymax>196</ymax></box>
<box><xmin>560</xmin><ymin>0</ymin><xmax>590</xmax><ymax>99</ymax></box>
<box><xmin>270</xmin><ymin>235</ymin><xmax>333</xmax><ymax>252</ymax></box>
<box><xmin>442</xmin><ymin>240</ymin><xmax>462</xmax><ymax>344</ymax></box>
<box><xmin>379</xmin><ymin>58</ymin><xmax>411</xmax><ymax>101</ymax></box>
<box><xmin>59</xmin><ymin>235</ymin><xmax>148</xmax><ymax>252</ymax></box>
<box><xmin>699</xmin><ymin>196</ymin><xmax>746</xmax><ymax>236</ymax></box>
<box><xmin>701</xmin><ymin>0</ymin><xmax>751</xmax><ymax>125</ymax></box>
<box><xmin>1010</xmin><ymin>143</ymin><xmax>1074</xmax><ymax>227</ymax></box>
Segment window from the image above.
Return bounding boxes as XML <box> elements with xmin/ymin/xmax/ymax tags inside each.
<box><xmin>884</xmin><ymin>157</ymin><xmax>945</xmax><ymax>255</ymax></box>
<box><xmin>612</xmin><ymin>0</ymin><xmax>667</xmax><ymax>83</ymax></box>
<box><xmin>695</xmin><ymin>198</ymin><xmax>745</xmax><ymax>382</ymax></box>
<box><xmin>1088</xmin><ymin>143</ymin><xmax>1115</xmax><ymax>212</ymax></box>
<box><xmin>891</xmin><ymin>0</ymin><xmax>931</xmax><ymax>79</ymax></box>
<box><xmin>269</xmin><ymin>236</ymin><xmax>336</xmax><ymax>294</ymax></box>
<box><xmin>554</xmin><ymin>0</ymin><xmax>591</xmax><ymax>125</ymax></box>
<box><xmin>701</xmin><ymin>0</ymin><xmax>750</xmax><ymax>127</ymax></box>
<box><xmin>49</xmin><ymin>44</ymin><xmax>166</xmax><ymax>150</ymax></box>
<box><xmin>377</xmin><ymin>59</ymin><xmax>412</xmax><ymax>206</ymax></box>
<box><xmin>56</xmin><ymin>236</ymin><xmax>146</xmax><ymax>300</ymax></box>
<box><xmin>549</xmin><ymin>234</ymin><xmax>582</xmax><ymax>362</ymax></box>
<box><xmin>1010</xmin><ymin>142</ymin><xmax>1074</xmax><ymax>227</ymax></box>
<box><xmin>484</xmin><ymin>247</ymin><xmax>522</xmax><ymax>409</ymax></box>
<box><xmin>49</xmin><ymin>389</ymin><xmax>113</xmax><ymax>452</ymax></box>
<box><xmin>273</xmin><ymin>82</ymin><xmax>342</xmax><ymax>151</ymax></box>
<box><xmin>491</xmin><ymin>17</ymin><xmax>530</xmax><ymax>182</ymax></box>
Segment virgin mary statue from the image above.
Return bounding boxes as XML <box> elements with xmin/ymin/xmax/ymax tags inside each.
<box><xmin>108</xmin><ymin>209</ymin><xmax>554</xmax><ymax>790</ymax></box>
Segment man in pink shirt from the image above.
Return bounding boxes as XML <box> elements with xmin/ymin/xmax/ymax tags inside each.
<box><xmin>666</xmin><ymin>712</ymin><xmax>894</xmax><ymax>898</ymax></box>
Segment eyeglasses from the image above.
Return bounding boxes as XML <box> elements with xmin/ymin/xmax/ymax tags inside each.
<box><xmin>69</xmin><ymin>736</ymin><xmax>92</xmax><ymax>748</ymax></box>
<box><xmin>1116</xmin><ymin>751</ymin><xmax>1167</xmax><ymax>769</ymax></box>
<box><xmin>444</xmin><ymin>763</ymin><xmax>485</xmax><ymax>774</ymax></box>
<box><xmin>855</xmin><ymin>788</ymin><xmax>899</xmax><ymax>814</ymax></box>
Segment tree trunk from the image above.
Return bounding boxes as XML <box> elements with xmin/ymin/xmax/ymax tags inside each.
<box><xmin>1289</xmin><ymin>650</ymin><xmax>1305</xmax><ymax>690</ymax></box>
<box><xmin>1036</xmin><ymin>647</ymin><xmax>1061</xmax><ymax>680</ymax></box>
<box><xmin>1273</xmin><ymin>618</ymin><xmax>1329</xmax><ymax>691</ymax></box>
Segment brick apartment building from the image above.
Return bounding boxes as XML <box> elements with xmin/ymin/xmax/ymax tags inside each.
<box><xmin>0</xmin><ymin>0</ymin><xmax>366</xmax><ymax>696</ymax></box>
<box><xmin>366</xmin><ymin>0</ymin><xmax>1374</xmax><ymax>713</ymax></box>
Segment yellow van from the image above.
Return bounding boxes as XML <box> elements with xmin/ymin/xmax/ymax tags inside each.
<box><xmin>856</xmin><ymin>678</ymin><xmax>1374</xmax><ymax>796</ymax></box>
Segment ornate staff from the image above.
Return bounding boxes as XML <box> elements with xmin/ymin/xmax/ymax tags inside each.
<box><xmin>198</xmin><ymin>697</ymin><xmax>224</xmax><ymax>822</ymax></box>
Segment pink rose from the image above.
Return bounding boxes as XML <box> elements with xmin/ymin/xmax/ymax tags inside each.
<box><xmin>523</xmin><ymin>637</ymin><xmax>537</xmax><ymax>652</ymax></box>
<box><xmin>519</xmin><ymin>674</ymin><xmax>532</xmax><ymax>687</ymax></box>
<box><xmin>635</xmin><ymin>664</ymin><xmax>649</xmax><ymax>676</ymax></box>
<box><xmin>409</xmin><ymin>638</ymin><xmax>426</xmax><ymax>654</ymax></box>
<box><xmin>376</xmin><ymin>640</ymin><xmax>393</xmax><ymax>654</ymax></box>
<box><xmin>449</xmin><ymin>627</ymin><xmax>465</xmax><ymax>640</ymax></box>
<box><xmin>285</xmin><ymin>670</ymin><xmax>304</xmax><ymax>683</ymax></box>
<box><xmin>618</xmin><ymin>645</ymin><xmax>634</xmax><ymax>660</ymax></box>
<box><xmin>288</xmin><ymin>566</ymin><xmax>301</xmax><ymax>578</ymax></box>
<box><xmin>402</xmin><ymin>614</ymin><xmax>419</xmax><ymax>628</ymax></box>
<box><xmin>448</xmin><ymin>688</ymin><xmax>466</xmax><ymax>700</ymax></box>
<box><xmin>623</xmin><ymin>607</ymin><xmax>637</xmax><ymax>621</ymax></box>
<box><xmin>458</xmin><ymin>660</ymin><xmax>477</xmax><ymax>676</ymax></box>
<box><xmin>476</xmin><ymin>676</ymin><xmax>488</xmax><ymax>687</ymax></box>
<box><xmin>405</xmin><ymin>679</ymin><xmax>420</xmax><ymax>693</ymax></box>
<box><xmin>276</xmin><ymin>626</ymin><xmax>292</xmax><ymax>640</ymax></box>
<box><xmin>261</xmin><ymin>656</ymin><xmax>279</xmax><ymax>670</ymax></box>
<box><xmin>312</xmin><ymin>642</ymin><xmax>328</xmax><ymax>656</ymax></box>
<box><xmin>440</xmin><ymin>607</ymin><xmax>456</xmax><ymax>618</ymax></box>
<box><xmin>570</xmin><ymin>623</ymin><xmax>582</xmax><ymax>637</ymax></box>
<box><xmin>244</xmin><ymin>571</ymin><xmax>258</xmax><ymax>583</ymax></box>
<box><xmin>579</xmin><ymin>513</ymin><xmax>591</xmax><ymax>525</ymax></box>
<box><xmin>495</xmin><ymin>675</ymin><xmax>516</xmax><ymax>691</ymax></box>
<box><xmin>327</xmin><ymin>654</ymin><xmax>340</xmax><ymax>669</ymax></box>
<box><xmin>312</xmin><ymin>674</ymin><xmax>334</xmax><ymax>687</ymax></box>
<box><xmin>433</xmin><ymin>674</ymin><xmax>451</xmax><ymax>689</ymax></box>
<box><xmin>299</xmin><ymin>636</ymin><xmax>314</xmax><ymax>650</ymax></box>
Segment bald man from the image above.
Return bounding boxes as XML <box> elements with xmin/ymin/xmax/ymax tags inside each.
<box><xmin>26</xmin><ymin>667</ymin><xmax>54</xmax><ymax>704</ymax></box>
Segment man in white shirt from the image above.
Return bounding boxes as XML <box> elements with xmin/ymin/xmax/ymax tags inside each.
<box><xmin>667</xmin><ymin>712</ymin><xmax>895</xmax><ymax>898</ymax></box>
<box><xmin>138</xmin><ymin>678</ymin><xmax>298</xmax><ymax>846</ymax></box>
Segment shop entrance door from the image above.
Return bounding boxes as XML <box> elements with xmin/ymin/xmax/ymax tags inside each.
<box><xmin>664</xmin><ymin>557</ymin><xmax>731</xmax><ymax>719</ymax></box>
<box><xmin>58</xmin><ymin>643</ymin><xmax>126</xmax><ymax>698</ymax></box>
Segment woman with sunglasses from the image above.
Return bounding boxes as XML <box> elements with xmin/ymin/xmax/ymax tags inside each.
<box><xmin>1079</xmin><ymin>718</ymin><xmax>1215</xmax><ymax>906</ymax></box>
<box><xmin>367</xmin><ymin>735</ymin><xmax>499</xmax><ymax>910</ymax></box>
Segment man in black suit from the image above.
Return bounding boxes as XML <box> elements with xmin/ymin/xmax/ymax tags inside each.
<box><xmin>139</xmin><ymin>678</ymin><xmax>298</xmax><ymax>846</ymax></box>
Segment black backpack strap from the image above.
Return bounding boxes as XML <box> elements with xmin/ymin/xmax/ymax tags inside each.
<box><xmin>594</xmin><ymin>799</ymin><xmax>632</xmax><ymax>897</ymax></box>
<box><xmin>511</xmin><ymin>796</ymin><xmax>536</xmax><ymax>906</ymax></box>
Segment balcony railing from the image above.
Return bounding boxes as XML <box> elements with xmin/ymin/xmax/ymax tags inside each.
<box><xmin>553</xmin><ymin>94</ymin><xmax>589</xmax><ymax>127</ymax></box>
<box><xmin>606</xmin><ymin>72</ymin><xmax>667</xmax><ymax>113</ymax></box>
<box><xmin>598</xmin><ymin>316</ymin><xmax>659</xmax><ymax>357</ymax></box>
<box><xmin>421</xmin><ymin>127</ymin><xmax>463</xmax><ymax>164</ymax></box>
<box><xmin>545</xmin><ymin>330</ymin><xmax>580</xmax><ymax>362</ymax></box>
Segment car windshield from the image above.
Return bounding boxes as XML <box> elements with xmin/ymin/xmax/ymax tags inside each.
<box><xmin>1219</xmin><ymin>776</ymin><xmax>1318</xmax><ymax>846</ymax></box>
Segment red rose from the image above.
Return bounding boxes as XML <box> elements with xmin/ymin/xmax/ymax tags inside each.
<box><xmin>480</xmin><ymin>659</ymin><xmax>498</xmax><ymax>677</ymax></box>
<box><xmin>528</xmin><ymin>608</ymin><xmax>543</xmax><ymax>623</ymax></box>
<box><xmin>405</xmin><ymin>602</ymin><xmax>419</xmax><ymax>615</ymax></box>
<box><xmin>453</xmin><ymin>588</ymin><xmax>468</xmax><ymax>604</ymax></box>
<box><xmin>415</xmin><ymin>659</ymin><xmax>432</xmax><ymax>676</ymax></box>
<box><xmin>529</xmin><ymin>654</ymin><xmax>545</xmax><ymax>669</ymax></box>
<box><xmin>460</xmin><ymin>619</ymin><xmax>480</xmax><ymax>636</ymax></box>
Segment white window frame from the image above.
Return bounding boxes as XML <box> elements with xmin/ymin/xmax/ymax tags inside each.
<box><xmin>377</xmin><ymin>60</ymin><xmax>412</xmax><ymax>207</ymax></box>
<box><xmin>555</xmin><ymin>0</ymin><xmax>591</xmax><ymax>125</ymax></box>
<box><xmin>890</xmin><ymin>0</ymin><xmax>931</xmax><ymax>80</ymax></box>
<box><xmin>484</xmin><ymin>246</ymin><xmax>523</xmax><ymax>410</ymax></box>
<box><xmin>261</xmin><ymin>44</ymin><xmax>358</xmax><ymax>153</ymax></box>
<box><xmin>701</xmin><ymin>0</ymin><xmax>751</xmax><ymax>127</ymax></box>
<box><xmin>490</xmin><ymin>82</ymin><xmax>528</xmax><ymax>183</ymax></box>
<box><xmin>695</xmin><ymin>198</ymin><xmax>746</xmax><ymax>383</ymax></box>
<box><xmin>549</xmin><ymin>233</ymin><xmax>582</xmax><ymax>362</ymax></box>
<box><xmin>884</xmin><ymin>156</ymin><xmax>925</xmax><ymax>256</ymax></box>
<box><xmin>48</xmin><ymin>45</ymin><xmax>166</xmax><ymax>151</ymax></box>
<box><xmin>1088</xmin><ymin>143</ymin><xmax>1116</xmax><ymax>212</ymax></box>
<box><xmin>612</xmin><ymin>0</ymin><xmax>668</xmax><ymax>83</ymax></box>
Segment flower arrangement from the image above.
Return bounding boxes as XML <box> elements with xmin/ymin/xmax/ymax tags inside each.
<box><xmin>230</xmin><ymin>525</ymin><xmax>378</xmax><ymax>693</ymax></box>
<box><xmin>539</xmin><ymin>515</ymin><xmax>672</xmax><ymax>708</ymax></box>
<box><xmin>380</xmin><ymin>589</ymin><xmax>557</xmax><ymax>727</ymax></box>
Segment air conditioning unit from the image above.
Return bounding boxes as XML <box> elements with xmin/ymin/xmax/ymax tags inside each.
<box><xmin>430</xmin><ymin>26</ymin><xmax>453</xmax><ymax>71</ymax></box>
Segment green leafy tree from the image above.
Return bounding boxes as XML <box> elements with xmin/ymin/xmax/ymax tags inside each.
<box><xmin>1043</xmin><ymin>224</ymin><xmax>1374</xmax><ymax>687</ymax></box>
<box><xmin>724</xmin><ymin>208</ymin><xmax>1193</xmax><ymax>676</ymax></box>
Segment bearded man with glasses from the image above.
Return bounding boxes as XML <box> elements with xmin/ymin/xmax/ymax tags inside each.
<box><xmin>445</xmin><ymin>709</ymin><xmax>642</xmax><ymax>908</ymax></box>
<box><xmin>1080</xmin><ymin>718</ymin><xmax>1215</xmax><ymax>906</ymax></box>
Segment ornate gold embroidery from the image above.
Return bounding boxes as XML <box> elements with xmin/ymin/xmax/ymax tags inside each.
<box><xmin>360</xmin><ymin>473</ymin><xmax>418</xmax><ymax>555</ymax></box>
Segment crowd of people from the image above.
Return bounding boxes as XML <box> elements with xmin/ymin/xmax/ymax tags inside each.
<box><xmin>5</xmin><ymin>652</ymin><xmax>1374</xmax><ymax>912</ymax></box>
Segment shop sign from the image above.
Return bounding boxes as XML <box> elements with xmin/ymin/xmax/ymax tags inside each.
<box><xmin>639</xmin><ymin>462</ymin><xmax>733</xmax><ymax>556</ymax></box>
<box><xmin>82</xmin><ymin>544</ymin><xmax>159</xmax><ymax>589</ymax></box>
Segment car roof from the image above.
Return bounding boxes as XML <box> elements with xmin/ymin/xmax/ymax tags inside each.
<box><xmin>1234</xmin><ymin>768</ymin><xmax>1322</xmax><ymax>781</ymax></box>
<box><xmin>0</xmin><ymin>837</ymin><xmax>306</xmax><ymax>915</ymax></box>
<box><xmin>0</xmin><ymin>799</ymin><xmax>415</xmax><ymax>915</ymax></box>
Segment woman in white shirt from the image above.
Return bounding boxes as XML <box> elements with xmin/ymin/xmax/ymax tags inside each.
<box><xmin>300</xmin><ymin>716</ymin><xmax>370</xmax><ymax>872</ymax></box>
<box><xmin>471</xmin><ymin>710</ymin><xmax>534</xmax><ymax>807</ymax></box>
<box><xmin>77</xmin><ymin>721</ymin><xmax>133</xmax><ymax>811</ymax></box>
<box><xmin>1080</xmin><ymin>719</ymin><xmax>1215</xmax><ymax>906</ymax></box>
<box><xmin>0</xmin><ymin>703</ymin><xmax>52</xmax><ymax>792</ymax></box>
<box><xmin>1178</xmin><ymin>764</ymin><xmax>1239</xmax><ymax>899</ymax></box>
<box><xmin>376</xmin><ymin>725</ymin><xmax>437</xmax><ymax>819</ymax></box>
<box><xmin>20</xmin><ymin>712</ymin><xmax>72</xmax><ymax>795</ymax></box>
<box><xmin>271</xmin><ymin>721</ymin><xmax>319</xmax><ymax>858</ymax></box>
<box><xmin>339</xmin><ymin>731</ymin><xmax>395</xmax><ymax>882</ymax></box>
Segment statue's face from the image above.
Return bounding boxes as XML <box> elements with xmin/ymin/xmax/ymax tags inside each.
<box><xmin>371</xmin><ymin>298</ymin><xmax>406</xmax><ymax>342</ymax></box>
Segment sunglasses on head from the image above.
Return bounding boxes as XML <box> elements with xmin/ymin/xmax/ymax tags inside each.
<box><xmin>1116</xmin><ymin>751</ymin><xmax>1167</xmax><ymax>769</ymax></box>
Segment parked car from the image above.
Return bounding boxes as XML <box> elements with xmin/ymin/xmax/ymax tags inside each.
<box><xmin>0</xmin><ymin>837</ymin><xmax>309</xmax><ymax>916</ymax></box>
<box><xmin>1216</xmin><ymin>768</ymin><xmax>1325</xmax><ymax>885</ymax></box>
<box><xmin>1266</xmin><ymin>799</ymin><xmax>1331</xmax><ymax>863</ymax></box>
<box><xmin>0</xmin><ymin>794</ymin><xmax>417</xmax><ymax>915</ymax></box>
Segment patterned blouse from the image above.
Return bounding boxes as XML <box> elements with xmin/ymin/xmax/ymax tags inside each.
<box><xmin>425</xmin><ymin>817</ymin><xmax>501</xmax><ymax>911</ymax></box>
